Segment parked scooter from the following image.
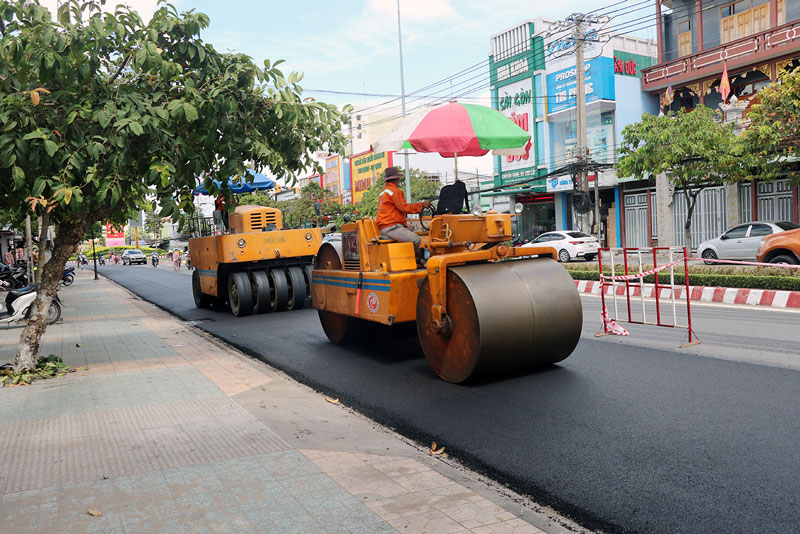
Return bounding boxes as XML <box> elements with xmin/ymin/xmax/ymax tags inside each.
<box><xmin>0</xmin><ymin>284</ymin><xmax>62</xmax><ymax>325</ymax></box>
<box><xmin>60</xmin><ymin>267</ymin><xmax>75</xmax><ymax>287</ymax></box>
<box><xmin>0</xmin><ymin>264</ymin><xmax>28</xmax><ymax>289</ymax></box>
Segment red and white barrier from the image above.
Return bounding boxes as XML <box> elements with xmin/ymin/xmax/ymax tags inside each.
<box><xmin>597</xmin><ymin>247</ymin><xmax>700</xmax><ymax>345</ymax></box>
<box><xmin>576</xmin><ymin>279</ymin><xmax>800</xmax><ymax>309</ymax></box>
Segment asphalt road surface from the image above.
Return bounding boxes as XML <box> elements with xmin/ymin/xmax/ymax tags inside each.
<box><xmin>97</xmin><ymin>263</ymin><xmax>800</xmax><ymax>534</ymax></box>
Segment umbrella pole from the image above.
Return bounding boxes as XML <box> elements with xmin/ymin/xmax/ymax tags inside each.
<box><xmin>454</xmin><ymin>152</ymin><xmax>458</xmax><ymax>182</ymax></box>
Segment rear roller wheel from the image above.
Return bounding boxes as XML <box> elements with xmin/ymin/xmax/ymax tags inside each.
<box><xmin>286</xmin><ymin>266</ymin><xmax>307</xmax><ymax>310</ymax></box>
<box><xmin>315</xmin><ymin>243</ymin><xmax>365</xmax><ymax>343</ymax></box>
<box><xmin>228</xmin><ymin>272</ymin><xmax>253</xmax><ymax>317</ymax></box>
<box><xmin>192</xmin><ymin>270</ymin><xmax>211</xmax><ymax>308</ymax></box>
<box><xmin>416</xmin><ymin>258</ymin><xmax>582</xmax><ymax>383</ymax></box>
<box><xmin>268</xmin><ymin>268</ymin><xmax>289</xmax><ymax>312</ymax></box>
<box><xmin>250</xmin><ymin>270</ymin><xmax>271</xmax><ymax>314</ymax></box>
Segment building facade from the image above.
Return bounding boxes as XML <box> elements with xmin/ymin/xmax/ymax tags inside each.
<box><xmin>639</xmin><ymin>0</ymin><xmax>800</xmax><ymax>248</ymax></box>
<box><xmin>489</xmin><ymin>19</ymin><xmax>658</xmax><ymax>244</ymax></box>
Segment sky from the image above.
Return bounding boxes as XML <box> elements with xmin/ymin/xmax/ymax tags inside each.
<box><xmin>40</xmin><ymin>0</ymin><xmax>657</xmax><ymax>111</ymax></box>
<box><xmin>39</xmin><ymin>0</ymin><xmax>657</xmax><ymax>179</ymax></box>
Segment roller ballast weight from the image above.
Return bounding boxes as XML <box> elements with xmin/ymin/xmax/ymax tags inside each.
<box><xmin>189</xmin><ymin>205</ymin><xmax>321</xmax><ymax>317</ymax></box>
<box><xmin>312</xmin><ymin>212</ymin><xmax>583</xmax><ymax>383</ymax></box>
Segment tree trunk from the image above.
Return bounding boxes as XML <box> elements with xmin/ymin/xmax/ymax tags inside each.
<box><xmin>14</xmin><ymin>219</ymin><xmax>89</xmax><ymax>372</ymax></box>
<box><xmin>684</xmin><ymin>189</ymin><xmax>698</xmax><ymax>251</ymax></box>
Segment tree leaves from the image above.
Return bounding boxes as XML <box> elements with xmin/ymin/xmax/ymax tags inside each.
<box><xmin>182</xmin><ymin>103</ymin><xmax>198</xmax><ymax>122</ymax></box>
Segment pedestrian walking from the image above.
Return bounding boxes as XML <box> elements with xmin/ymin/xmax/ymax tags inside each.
<box><xmin>173</xmin><ymin>249</ymin><xmax>181</xmax><ymax>271</ymax></box>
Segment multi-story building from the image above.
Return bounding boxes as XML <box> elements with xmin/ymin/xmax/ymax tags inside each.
<box><xmin>637</xmin><ymin>0</ymin><xmax>800</xmax><ymax>247</ymax></box>
<box><xmin>488</xmin><ymin>19</ymin><xmax>658</xmax><ymax>245</ymax></box>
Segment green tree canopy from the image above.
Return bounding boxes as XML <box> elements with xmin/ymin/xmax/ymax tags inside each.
<box><xmin>617</xmin><ymin>106</ymin><xmax>741</xmax><ymax>247</ymax></box>
<box><xmin>740</xmin><ymin>66</ymin><xmax>800</xmax><ymax>182</ymax></box>
<box><xmin>0</xmin><ymin>0</ymin><xmax>347</xmax><ymax>370</ymax></box>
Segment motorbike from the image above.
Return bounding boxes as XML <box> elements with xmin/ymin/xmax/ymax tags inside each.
<box><xmin>151</xmin><ymin>255</ymin><xmax>159</xmax><ymax>267</ymax></box>
<box><xmin>98</xmin><ymin>255</ymin><xmax>106</xmax><ymax>266</ymax></box>
<box><xmin>0</xmin><ymin>265</ymin><xmax>28</xmax><ymax>289</ymax></box>
<box><xmin>0</xmin><ymin>284</ymin><xmax>62</xmax><ymax>325</ymax></box>
<box><xmin>60</xmin><ymin>267</ymin><xmax>75</xmax><ymax>287</ymax></box>
<box><xmin>512</xmin><ymin>234</ymin><xmax>531</xmax><ymax>247</ymax></box>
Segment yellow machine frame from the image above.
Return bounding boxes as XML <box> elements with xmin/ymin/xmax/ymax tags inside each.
<box><xmin>191</xmin><ymin>205</ymin><xmax>322</xmax><ymax>299</ymax></box>
<box><xmin>312</xmin><ymin>213</ymin><xmax>556</xmax><ymax>330</ymax></box>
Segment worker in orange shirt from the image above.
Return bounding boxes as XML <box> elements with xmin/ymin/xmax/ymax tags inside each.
<box><xmin>376</xmin><ymin>167</ymin><xmax>431</xmax><ymax>252</ymax></box>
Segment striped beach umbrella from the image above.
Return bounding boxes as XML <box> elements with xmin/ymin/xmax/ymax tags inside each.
<box><xmin>372</xmin><ymin>101</ymin><xmax>530</xmax><ymax>158</ymax></box>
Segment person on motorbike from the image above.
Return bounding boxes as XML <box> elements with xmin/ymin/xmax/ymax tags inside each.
<box><xmin>151</xmin><ymin>250</ymin><xmax>159</xmax><ymax>267</ymax></box>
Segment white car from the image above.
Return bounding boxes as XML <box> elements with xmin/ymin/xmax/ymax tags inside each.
<box><xmin>523</xmin><ymin>231</ymin><xmax>599</xmax><ymax>262</ymax></box>
<box><xmin>697</xmin><ymin>221</ymin><xmax>799</xmax><ymax>263</ymax></box>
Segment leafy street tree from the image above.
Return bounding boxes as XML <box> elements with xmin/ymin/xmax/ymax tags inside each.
<box><xmin>617</xmin><ymin>106</ymin><xmax>741</xmax><ymax>247</ymax></box>
<box><xmin>356</xmin><ymin>167</ymin><xmax>441</xmax><ymax>218</ymax></box>
<box><xmin>740</xmin><ymin>66</ymin><xmax>800</xmax><ymax>182</ymax></box>
<box><xmin>0</xmin><ymin>1</ymin><xmax>347</xmax><ymax>371</ymax></box>
<box><xmin>144</xmin><ymin>206</ymin><xmax>163</xmax><ymax>240</ymax></box>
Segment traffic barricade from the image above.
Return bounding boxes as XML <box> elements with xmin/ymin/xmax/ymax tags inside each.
<box><xmin>596</xmin><ymin>247</ymin><xmax>700</xmax><ymax>346</ymax></box>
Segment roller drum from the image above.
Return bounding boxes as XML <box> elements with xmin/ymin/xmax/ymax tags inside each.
<box><xmin>416</xmin><ymin>257</ymin><xmax>582</xmax><ymax>383</ymax></box>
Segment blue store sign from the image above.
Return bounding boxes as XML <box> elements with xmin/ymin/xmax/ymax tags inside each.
<box><xmin>546</xmin><ymin>57</ymin><xmax>615</xmax><ymax>114</ymax></box>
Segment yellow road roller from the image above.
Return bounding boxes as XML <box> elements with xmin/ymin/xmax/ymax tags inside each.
<box><xmin>189</xmin><ymin>205</ymin><xmax>321</xmax><ymax>316</ymax></box>
<box><xmin>311</xmin><ymin>212</ymin><xmax>583</xmax><ymax>382</ymax></box>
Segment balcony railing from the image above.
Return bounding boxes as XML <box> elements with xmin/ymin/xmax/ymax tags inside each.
<box><xmin>642</xmin><ymin>19</ymin><xmax>800</xmax><ymax>91</ymax></box>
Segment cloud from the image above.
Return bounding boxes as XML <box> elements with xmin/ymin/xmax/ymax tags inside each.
<box><xmin>37</xmin><ymin>0</ymin><xmax>159</xmax><ymax>22</ymax></box>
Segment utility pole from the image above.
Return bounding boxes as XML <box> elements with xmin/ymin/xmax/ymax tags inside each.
<box><xmin>547</xmin><ymin>13</ymin><xmax>609</xmax><ymax>235</ymax></box>
<box><xmin>396</xmin><ymin>0</ymin><xmax>411</xmax><ymax>204</ymax></box>
<box><xmin>574</xmin><ymin>15</ymin><xmax>589</xmax><ymax>234</ymax></box>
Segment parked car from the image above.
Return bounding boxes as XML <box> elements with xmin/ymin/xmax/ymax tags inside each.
<box><xmin>697</xmin><ymin>222</ymin><xmax>799</xmax><ymax>263</ymax></box>
<box><xmin>120</xmin><ymin>249</ymin><xmax>147</xmax><ymax>265</ymax></box>
<box><xmin>757</xmin><ymin>227</ymin><xmax>800</xmax><ymax>265</ymax></box>
<box><xmin>522</xmin><ymin>231</ymin><xmax>599</xmax><ymax>262</ymax></box>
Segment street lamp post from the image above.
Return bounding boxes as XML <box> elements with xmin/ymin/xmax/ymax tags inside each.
<box><xmin>396</xmin><ymin>0</ymin><xmax>412</xmax><ymax>203</ymax></box>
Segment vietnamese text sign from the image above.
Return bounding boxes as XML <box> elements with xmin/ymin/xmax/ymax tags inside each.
<box><xmin>349</xmin><ymin>150</ymin><xmax>393</xmax><ymax>204</ymax></box>
<box><xmin>546</xmin><ymin>57</ymin><xmax>615</xmax><ymax>115</ymax></box>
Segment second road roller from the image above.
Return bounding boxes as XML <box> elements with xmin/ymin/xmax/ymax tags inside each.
<box><xmin>189</xmin><ymin>205</ymin><xmax>321</xmax><ymax>316</ymax></box>
<box><xmin>311</xmin><ymin>209</ymin><xmax>583</xmax><ymax>383</ymax></box>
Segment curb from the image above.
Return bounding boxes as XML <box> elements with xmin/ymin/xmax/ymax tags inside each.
<box><xmin>574</xmin><ymin>280</ymin><xmax>800</xmax><ymax>309</ymax></box>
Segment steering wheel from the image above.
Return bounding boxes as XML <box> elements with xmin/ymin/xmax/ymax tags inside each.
<box><xmin>419</xmin><ymin>205</ymin><xmax>435</xmax><ymax>231</ymax></box>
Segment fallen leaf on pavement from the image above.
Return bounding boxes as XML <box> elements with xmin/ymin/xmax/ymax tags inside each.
<box><xmin>431</xmin><ymin>446</ymin><xmax>445</xmax><ymax>455</ymax></box>
<box><xmin>430</xmin><ymin>442</ymin><xmax>437</xmax><ymax>451</ymax></box>
<box><xmin>75</xmin><ymin>343</ymin><xmax>83</xmax><ymax>347</ymax></box>
<box><xmin>87</xmin><ymin>509</ymin><xmax>102</xmax><ymax>517</ymax></box>
<box><xmin>324</xmin><ymin>396</ymin><xmax>339</xmax><ymax>404</ymax></box>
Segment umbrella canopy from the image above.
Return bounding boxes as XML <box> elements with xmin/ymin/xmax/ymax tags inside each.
<box><xmin>193</xmin><ymin>169</ymin><xmax>275</xmax><ymax>195</ymax></box>
<box><xmin>372</xmin><ymin>102</ymin><xmax>530</xmax><ymax>158</ymax></box>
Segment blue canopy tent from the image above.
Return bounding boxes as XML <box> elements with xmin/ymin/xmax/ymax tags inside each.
<box><xmin>193</xmin><ymin>169</ymin><xmax>276</xmax><ymax>195</ymax></box>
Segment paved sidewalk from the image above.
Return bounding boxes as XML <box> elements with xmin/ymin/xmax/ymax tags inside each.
<box><xmin>0</xmin><ymin>271</ymin><xmax>584</xmax><ymax>534</ymax></box>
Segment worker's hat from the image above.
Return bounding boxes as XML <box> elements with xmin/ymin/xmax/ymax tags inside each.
<box><xmin>383</xmin><ymin>167</ymin><xmax>402</xmax><ymax>182</ymax></box>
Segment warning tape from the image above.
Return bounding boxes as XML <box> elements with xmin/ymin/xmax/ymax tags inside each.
<box><xmin>600</xmin><ymin>307</ymin><xmax>629</xmax><ymax>336</ymax></box>
<box><xmin>600</xmin><ymin>258</ymin><xmax>684</xmax><ymax>281</ymax></box>
<box><xmin>688</xmin><ymin>257</ymin><xmax>800</xmax><ymax>269</ymax></box>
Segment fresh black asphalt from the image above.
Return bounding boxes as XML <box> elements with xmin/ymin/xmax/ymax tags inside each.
<box><xmin>98</xmin><ymin>265</ymin><xmax>800</xmax><ymax>534</ymax></box>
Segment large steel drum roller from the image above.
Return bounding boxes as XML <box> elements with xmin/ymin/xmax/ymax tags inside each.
<box><xmin>416</xmin><ymin>257</ymin><xmax>582</xmax><ymax>383</ymax></box>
